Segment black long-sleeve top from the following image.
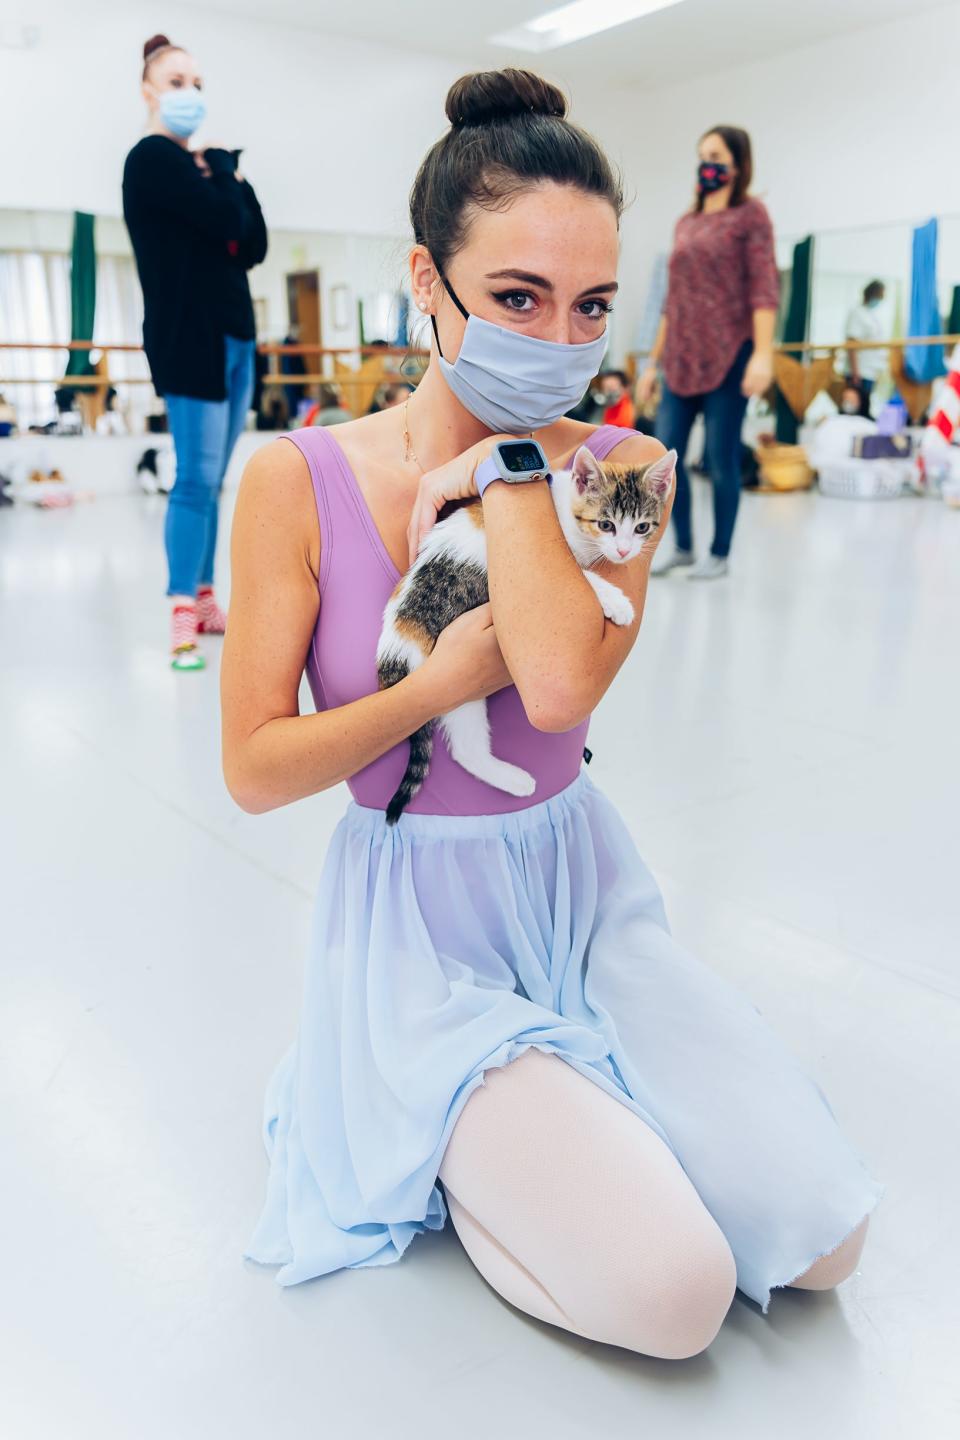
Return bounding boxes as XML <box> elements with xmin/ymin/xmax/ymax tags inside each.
<box><xmin>122</xmin><ymin>135</ymin><xmax>268</xmax><ymax>400</ymax></box>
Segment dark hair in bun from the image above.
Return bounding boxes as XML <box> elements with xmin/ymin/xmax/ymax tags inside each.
<box><xmin>142</xmin><ymin>33</ymin><xmax>183</xmax><ymax>80</ymax></box>
<box><xmin>411</xmin><ymin>68</ymin><xmax>622</xmax><ymax>275</ymax></box>
<box><xmin>445</xmin><ymin>69</ymin><xmax>567</xmax><ymax>128</ymax></box>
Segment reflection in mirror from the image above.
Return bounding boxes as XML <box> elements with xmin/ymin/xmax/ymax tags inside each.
<box><xmin>0</xmin><ymin>207</ymin><xmax>413</xmax><ymax>432</ymax></box>
<box><xmin>808</xmin><ymin>221</ymin><xmax>910</xmax><ymax>407</ymax></box>
<box><xmin>772</xmin><ymin>214</ymin><xmax>960</xmax><ymax>419</ymax></box>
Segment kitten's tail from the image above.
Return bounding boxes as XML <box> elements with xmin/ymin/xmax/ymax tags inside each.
<box><xmin>385</xmin><ymin>721</ymin><xmax>433</xmax><ymax>825</ymax></box>
<box><xmin>378</xmin><ymin>652</ymin><xmax>433</xmax><ymax>825</ymax></box>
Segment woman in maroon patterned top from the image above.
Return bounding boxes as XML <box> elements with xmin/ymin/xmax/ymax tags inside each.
<box><xmin>637</xmin><ymin>126</ymin><xmax>779</xmax><ymax>580</ymax></box>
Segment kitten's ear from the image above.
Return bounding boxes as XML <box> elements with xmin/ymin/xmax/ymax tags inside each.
<box><xmin>572</xmin><ymin>445</ymin><xmax>604</xmax><ymax>493</ymax></box>
<box><xmin>645</xmin><ymin>448</ymin><xmax>677</xmax><ymax>499</ymax></box>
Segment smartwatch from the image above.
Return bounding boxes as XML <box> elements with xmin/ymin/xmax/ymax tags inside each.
<box><xmin>475</xmin><ymin>439</ymin><xmax>552</xmax><ymax>499</ymax></box>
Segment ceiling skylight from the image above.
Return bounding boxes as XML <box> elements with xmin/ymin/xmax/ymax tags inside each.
<box><xmin>491</xmin><ymin>0</ymin><xmax>686</xmax><ymax>52</ymax></box>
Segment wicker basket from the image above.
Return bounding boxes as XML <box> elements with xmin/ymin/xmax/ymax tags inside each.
<box><xmin>756</xmin><ymin>443</ymin><xmax>814</xmax><ymax>491</ymax></box>
<box><xmin>817</xmin><ymin>458</ymin><xmax>908</xmax><ymax>500</ymax></box>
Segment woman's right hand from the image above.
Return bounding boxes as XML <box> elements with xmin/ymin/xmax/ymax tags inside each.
<box><xmin>421</xmin><ymin>603</ymin><xmax>513</xmax><ymax>710</ymax></box>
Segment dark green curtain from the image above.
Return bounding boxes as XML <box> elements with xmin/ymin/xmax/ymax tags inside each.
<box><xmin>946</xmin><ymin>284</ymin><xmax>960</xmax><ymax>338</ymax></box>
<box><xmin>64</xmin><ymin>211</ymin><xmax>96</xmax><ymax>379</ymax></box>
<box><xmin>775</xmin><ymin>234</ymin><xmax>814</xmax><ymax>444</ymax></box>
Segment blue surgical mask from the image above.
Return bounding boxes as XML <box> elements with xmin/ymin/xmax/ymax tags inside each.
<box><xmin>159</xmin><ymin>87</ymin><xmax>207</xmax><ymax>139</ymax></box>
<box><xmin>431</xmin><ymin>273</ymin><xmax>609</xmax><ymax>434</ymax></box>
<box><xmin>865</xmin><ymin>297</ymin><xmax>882</xmax><ymax>309</ymax></box>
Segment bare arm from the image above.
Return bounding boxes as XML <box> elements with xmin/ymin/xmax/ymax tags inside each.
<box><xmin>484</xmin><ymin>431</ymin><xmax>672</xmax><ymax>732</ymax></box>
<box><xmin>648</xmin><ymin>314</ymin><xmax>667</xmax><ymax>365</ymax></box>
<box><xmin>742</xmin><ymin>307</ymin><xmax>777</xmax><ymax>396</ymax></box>
<box><xmin>752</xmin><ymin>307</ymin><xmax>776</xmax><ymax>356</ymax></box>
<box><xmin>220</xmin><ymin>440</ymin><xmax>510</xmax><ymax>813</ymax></box>
<box><xmin>635</xmin><ymin>316</ymin><xmax>667</xmax><ymax>407</ymax></box>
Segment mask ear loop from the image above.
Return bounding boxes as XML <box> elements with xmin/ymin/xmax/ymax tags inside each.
<box><xmin>430</xmin><ymin>268</ymin><xmax>470</xmax><ymax>359</ymax></box>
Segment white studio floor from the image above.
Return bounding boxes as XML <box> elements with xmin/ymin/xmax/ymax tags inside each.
<box><xmin>1</xmin><ymin>460</ymin><xmax>958</xmax><ymax>1440</ymax></box>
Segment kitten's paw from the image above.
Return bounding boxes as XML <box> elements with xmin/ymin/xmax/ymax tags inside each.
<box><xmin>483</xmin><ymin>761</ymin><xmax>537</xmax><ymax>797</ymax></box>
<box><xmin>602</xmin><ymin>592</ymin><xmax>635</xmax><ymax>626</ymax></box>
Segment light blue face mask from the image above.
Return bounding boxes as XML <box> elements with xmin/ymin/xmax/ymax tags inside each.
<box><xmin>431</xmin><ymin>273</ymin><xmax>609</xmax><ymax>434</ymax></box>
<box><xmin>159</xmin><ymin>87</ymin><xmax>207</xmax><ymax>139</ymax></box>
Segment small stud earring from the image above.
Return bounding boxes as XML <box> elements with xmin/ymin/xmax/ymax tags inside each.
<box><xmin>418</xmin><ymin>301</ymin><xmax>427</xmax><ymax>312</ymax></box>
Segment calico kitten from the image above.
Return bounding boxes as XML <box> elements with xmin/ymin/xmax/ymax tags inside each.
<box><xmin>376</xmin><ymin>444</ymin><xmax>676</xmax><ymax>823</ymax></box>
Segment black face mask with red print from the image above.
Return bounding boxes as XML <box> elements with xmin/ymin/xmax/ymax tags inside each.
<box><xmin>697</xmin><ymin>161</ymin><xmax>731</xmax><ymax>195</ymax></box>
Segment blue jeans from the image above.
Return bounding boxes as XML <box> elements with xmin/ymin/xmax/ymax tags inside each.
<box><xmin>656</xmin><ymin>339</ymin><xmax>752</xmax><ymax>559</ymax></box>
<box><xmin>164</xmin><ymin>335</ymin><xmax>255</xmax><ymax>597</ymax></box>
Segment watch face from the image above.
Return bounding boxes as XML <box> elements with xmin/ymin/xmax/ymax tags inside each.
<box><xmin>500</xmin><ymin>441</ymin><xmax>545</xmax><ymax>474</ymax></box>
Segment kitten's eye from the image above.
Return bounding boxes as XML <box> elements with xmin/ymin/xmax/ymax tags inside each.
<box><xmin>597</xmin><ymin>520</ymin><xmax>615</xmax><ymax>532</ymax></box>
<box><xmin>635</xmin><ymin>522</ymin><xmax>650</xmax><ymax>534</ymax></box>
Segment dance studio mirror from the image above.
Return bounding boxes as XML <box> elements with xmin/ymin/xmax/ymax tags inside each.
<box><xmin>0</xmin><ymin>206</ymin><xmax>415</xmax><ymax>430</ymax></box>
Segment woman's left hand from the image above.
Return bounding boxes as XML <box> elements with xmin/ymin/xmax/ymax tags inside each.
<box><xmin>741</xmin><ymin>350</ymin><xmax>774</xmax><ymax>398</ymax></box>
<box><xmin>406</xmin><ymin>435</ymin><xmax>513</xmax><ymax>566</ymax></box>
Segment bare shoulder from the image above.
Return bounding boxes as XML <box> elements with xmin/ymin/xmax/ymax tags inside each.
<box><xmin>236</xmin><ymin>435</ymin><xmax>310</xmax><ymax>501</ymax></box>
<box><xmin>233</xmin><ymin>436</ymin><xmax>320</xmax><ymax>578</ymax></box>
<box><xmin>600</xmin><ymin>431</ymin><xmax>666</xmax><ymax>466</ymax></box>
<box><xmin>546</xmin><ymin>417</ymin><xmax>666</xmax><ymax>468</ymax></box>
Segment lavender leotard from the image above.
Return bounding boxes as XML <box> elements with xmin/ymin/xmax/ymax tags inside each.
<box><xmin>281</xmin><ymin>423</ymin><xmax>644</xmax><ymax>816</ymax></box>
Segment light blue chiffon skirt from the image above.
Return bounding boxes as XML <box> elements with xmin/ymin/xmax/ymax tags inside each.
<box><xmin>244</xmin><ymin>770</ymin><xmax>884</xmax><ymax>1313</ymax></box>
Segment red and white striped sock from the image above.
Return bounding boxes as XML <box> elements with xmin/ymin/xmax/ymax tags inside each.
<box><xmin>196</xmin><ymin>585</ymin><xmax>227</xmax><ymax>634</ymax></box>
<box><xmin>172</xmin><ymin>602</ymin><xmax>199</xmax><ymax>653</ymax></box>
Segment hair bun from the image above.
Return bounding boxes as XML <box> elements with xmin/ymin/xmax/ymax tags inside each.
<box><xmin>143</xmin><ymin>33</ymin><xmax>173</xmax><ymax>62</ymax></box>
<box><xmin>445</xmin><ymin>69</ymin><xmax>567</xmax><ymax>129</ymax></box>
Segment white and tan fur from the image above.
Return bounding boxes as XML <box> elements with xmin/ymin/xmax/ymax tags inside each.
<box><xmin>377</xmin><ymin>445</ymin><xmax>676</xmax><ymax>822</ymax></box>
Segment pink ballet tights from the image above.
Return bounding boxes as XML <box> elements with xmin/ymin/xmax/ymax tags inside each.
<box><xmin>438</xmin><ymin>1049</ymin><xmax>868</xmax><ymax>1359</ymax></box>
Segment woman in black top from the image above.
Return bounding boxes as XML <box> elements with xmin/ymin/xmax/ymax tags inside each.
<box><xmin>123</xmin><ymin>33</ymin><xmax>268</xmax><ymax>670</ymax></box>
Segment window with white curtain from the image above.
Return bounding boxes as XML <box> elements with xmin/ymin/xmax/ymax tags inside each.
<box><xmin>0</xmin><ymin>246</ymin><xmax>151</xmax><ymax>429</ymax></box>
<box><xmin>0</xmin><ymin>251</ymin><xmax>69</xmax><ymax>427</ymax></box>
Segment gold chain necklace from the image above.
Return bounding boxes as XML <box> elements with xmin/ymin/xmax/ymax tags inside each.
<box><xmin>401</xmin><ymin>398</ymin><xmax>423</xmax><ymax>473</ymax></box>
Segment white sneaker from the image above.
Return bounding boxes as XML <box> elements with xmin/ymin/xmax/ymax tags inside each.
<box><xmin>687</xmin><ymin>554</ymin><xmax>729</xmax><ymax>581</ymax></box>
<box><xmin>651</xmin><ymin>544</ymin><xmax>695</xmax><ymax>576</ymax></box>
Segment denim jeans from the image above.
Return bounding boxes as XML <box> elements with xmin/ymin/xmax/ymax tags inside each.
<box><xmin>656</xmin><ymin>339</ymin><xmax>752</xmax><ymax>559</ymax></box>
<box><xmin>164</xmin><ymin>335</ymin><xmax>256</xmax><ymax>597</ymax></box>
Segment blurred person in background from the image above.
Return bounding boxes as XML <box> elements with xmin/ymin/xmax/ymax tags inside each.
<box><xmin>123</xmin><ymin>33</ymin><xmax>268</xmax><ymax>671</ymax></box>
<box><xmin>591</xmin><ymin>369</ymin><xmax>636</xmax><ymax>428</ymax></box>
<box><xmin>303</xmin><ymin>384</ymin><xmax>354</xmax><ymax>427</ymax></box>
<box><xmin>373</xmin><ymin>382</ymin><xmax>416</xmax><ymax>412</ymax></box>
<box><xmin>838</xmin><ymin>379</ymin><xmax>871</xmax><ymax>419</ymax></box>
<box><xmin>280</xmin><ymin>325</ymin><xmax>308</xmax><ymax>425</ymax></box>
<box><xmin>95</xmin><ymin>387</ymin><xmax>128</xmax><ymax>436</ymax></box>
<box><xmin>637</xmin><ymin>125</ymin><xmax>779</xmax><ymax>580</ymax></box>
<box><xmin>845</xmin><ymin>280</ymin><xmax>887</xmax><ymax>408</ymax></box>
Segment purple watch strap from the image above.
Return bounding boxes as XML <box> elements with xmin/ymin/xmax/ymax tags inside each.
<box><xmin>475</xmin><ymin>454</ymin><xmax>501</xmax><ymax>498</ymax></box>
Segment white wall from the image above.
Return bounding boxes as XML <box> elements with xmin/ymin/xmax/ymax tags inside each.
<box><xmin>0</xmin><ymin>0</ymin><xmax>470</xmax><ymax>236</ymax></box>
<box><xmin>3</xmin><ymin>0</ymin><xmax>959</xmax><ymax>364</ymax></box>
<box><xmin>595</xmin><ymin>2</ymin><xmax>960</xmax><ymax>352</ymax></box>
<box><xmin>248</xmin><ymin>231</ymin><xmax>408</xmax><ymax>348</ymax></box>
